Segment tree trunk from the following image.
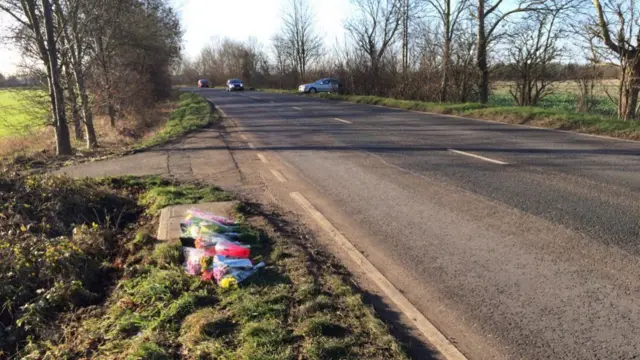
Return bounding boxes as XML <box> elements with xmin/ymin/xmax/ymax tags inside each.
<box><xmin>108</xmin><ymin>103</ymin><xmax>117</xmax><ymax>127</ymax></box>
<box><xmin>619</xmin><ymin>62</ymin><xmax>640</xmax><ymax>120</ymax></box>
<box><xmin>479</xmin><ymin>56</ymin><xmax>489</xmax><ymax>104</ymax></box>
<box><xmin>440</xmin><ymin>38</ymin><xmax>451</xmax><ymax>102</ymax></box>
<box><xmin>42</xmin><ymin>0</ymin><xmax>72</xmax><ymax>155</ymax></box>
<box><xmin>401</xmin><ymin>0</ymin><xmax>409</xmax><ymax>77</ymax></box>
<box><xmin>73</xmin><ymin>64</ymin><xmax>98</xmax><ymax>148</ymax></box>
<box><xmin>476</xmin><ymin>0</ymin><xmax>489</xmax><ymax>104</ymax></box>
<box><xmin>64</xmin><ymin>62</ymin><xmax>83</xmax><ymax>140</ymax></box>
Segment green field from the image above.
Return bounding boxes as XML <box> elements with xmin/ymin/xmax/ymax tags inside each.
<box><xmin>491</xmin><ymin>80</ymin><xmax>618</xmax><ymax>117</ymax></box>
<box><xmin>488</xmin><ymin>93</ymin><xmax>617</xmax><ymax>117</ymax></box>
<box><xmin>0</xmin><ymin>89</ymin><xmax>48</xmax><ymax>137</ymax></box>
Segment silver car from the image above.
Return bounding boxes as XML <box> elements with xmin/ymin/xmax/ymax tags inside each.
<box><xmin>298</xmin><ymin>78</ymin><xmax>340</xmax><ymax>94</ymax></box>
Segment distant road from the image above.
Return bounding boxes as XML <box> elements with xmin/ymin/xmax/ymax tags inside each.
<box><xmin>199</xmin><ymin>88</ymin><xmax>640</xmax><ymax>359</ymax></box>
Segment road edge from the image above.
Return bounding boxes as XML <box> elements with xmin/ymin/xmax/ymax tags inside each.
<box><xmin>290</xmin><ymin>191</ymin><xmax>468</xmax><ymax>360</ymax></box>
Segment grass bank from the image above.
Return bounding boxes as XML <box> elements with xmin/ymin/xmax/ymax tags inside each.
<box><xmin>138</xmin><ymin>92</ymin><xmax>219</xmax><ymax>149</ymax></box>
<box><xmin>1</xmin><ymin>92</ymin><xmax>216</xmax><ymax>172</ymax></box>
<box><xmin>315</xmin><ymin>93</ymin><xmax>640</xmax><ymax>140</ymax></box>
<box><xmin>2</xmin><ymin>174</ymin><xmax>407</xmax><ymax>359</ymax></box>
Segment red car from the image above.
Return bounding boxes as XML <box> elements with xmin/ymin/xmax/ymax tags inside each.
<box><xmin>197</xmin><ymin>79</ymin><xmax>210</xmax><ymax>88</ymax></box>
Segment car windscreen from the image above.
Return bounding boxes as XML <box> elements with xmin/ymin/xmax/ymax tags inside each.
<box><xmin>229</xmin><ymin>79</ymin><xmax>242</xmax><ymax>84</ymax></box>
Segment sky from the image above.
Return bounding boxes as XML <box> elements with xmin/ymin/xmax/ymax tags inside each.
<box><xmin>177</xmin><ymin>0</ymin><xmax>352</xmax><ymax>60</ymax></box>
<box><xmin>0</xmin><ymin>0</ymin><xmax>353</xmax><ymax>75</ymax></box>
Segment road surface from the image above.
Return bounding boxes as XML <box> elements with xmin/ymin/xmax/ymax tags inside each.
<box><xmin>198</xmin><ymin>88</ymin><xmax>640</xmax><ymax>359</ymax></box>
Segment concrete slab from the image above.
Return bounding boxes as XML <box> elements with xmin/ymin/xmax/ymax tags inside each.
<box><xmin>157</xmin><ymin>201</ymin><xmax>240</xmax><ymax>241</ymax></box>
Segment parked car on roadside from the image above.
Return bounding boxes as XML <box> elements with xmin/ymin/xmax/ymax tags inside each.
<box><xmin>226</xmin><ymin>78</ymin><xmax>245</xmax><ymax>91</ymax></box>
<box><xmin>197</xmin><ymin>79</ymin><xmax>209</xmax><ymax>88</ymax></box>
<box><xmin>298</xmin><ymin>78</ymin><xmax>341</xmax><ymax>94</ymax></box>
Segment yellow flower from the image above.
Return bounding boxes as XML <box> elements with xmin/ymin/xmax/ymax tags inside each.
<box><xmin>219</xmin><ymin>276</ymin><xmax>238</xmax><ymax>289</ymax></box>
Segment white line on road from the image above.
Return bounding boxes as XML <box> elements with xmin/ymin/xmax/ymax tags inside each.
<box><xmin>249</xmin><ymin>96</ymin><xmax>261</xmax><ymax>100</ymax></box>
<box><xmin>257</xmin><ymin>153</ymin><xmax>269</xmax><ymax>163</ymax></box>
<box><xmin>289</xmin><ymin>192</ymin><xmax>467</xmax><ymax>360</ymax></box>
<box><xmin>292</xmin><ymin>106</ymin><xmax>303</xmax><ymax>110</ymax></box>
<box><xmin>334</xmin><ymin>117</ymin><xmax>352</xmax><ymax>124</ymax></box>
<box><xmin>449</xmin><ymin>149</ymin><xmax>508</xmax><ymax>165</ymax></box>
<box><xmin>248</xmin><ymin>143</ymin><xmax>256</xmax><ymax>149</ymax></box>
<box><xmin>270</xmin><ymin>169</ymin><xmax>287</xmax><ymax>182</ymax></box>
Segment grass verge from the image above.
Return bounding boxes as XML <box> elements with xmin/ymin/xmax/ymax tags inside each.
<box><xmin>2</xmin><ymin>174</ymin><xmax>408</xmax><ymax>359</ymax></box>
<box><xmin>137</xmin><ymin>92</ymin><xmax>219</xmax><ymax>149</ymax></box>
<box><xmin>257</xmin><ymin>88</ymin><xmax>640</xmax><ymax>140</ymax></box>
<box><xmin>257</xmin><ymin>88</ymin><xmax>299</xmax><ymax>94</ymax></box>
<box><xmin>316</xmin><ymin>93</ymin><xmax>640</xmax><ymax>140</ymax></box>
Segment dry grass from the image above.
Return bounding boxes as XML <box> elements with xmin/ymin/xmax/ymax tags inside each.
<box><xmin>0</xmin><ymin>100</ymin><xmax>177</xmax><ymax>160</ymax></box>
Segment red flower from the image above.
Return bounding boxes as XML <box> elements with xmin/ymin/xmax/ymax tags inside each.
<box><xmin>201</xmin><ymin>270</ymin><xmax>215</xmax><ymax>282</ymax></box>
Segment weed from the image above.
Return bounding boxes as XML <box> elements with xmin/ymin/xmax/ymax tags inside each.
<box><xmin>237</xmin><ymin>319</ymin><xmax>295</xmax><ymax>360</ymax></box>
<box><xmin>128</xmin><ymin>340</ymin><xmax>171</xmax><ymax>360</ymax></box>
<box><xmin>129</xmin><ymin>230</ymin><xmax>155</xmax><ymax>252</ymax></box>
<box><xmin>140</xmin><ymin>183</ymin><xmax>233</xmax><ymax>215</ymax></box>
<box><xmin>150</xmin><ymin>242</ymin><xmax>182</xmax><ymax>266</ymax></box>
<box><xmin>305</xmin><ymin>337</ymin><xmax>357</xmax><ymax>360</ymax></box>
<box><xmin>179</xmin><ymin>308</ymin><xmax>237</xmax><ymax>358</ymax></box>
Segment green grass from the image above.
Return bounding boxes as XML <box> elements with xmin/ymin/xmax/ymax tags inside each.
<box><xmin>489</xmin><ymin>93</ymin><xmax>618</xmax><ymax>117</ymax></box>
<box><xmin>0</xmin><ymin>89</ymin><xmax>48</xmax><ymax>138</ymax></box>
<box><xmin>258</xmin><ymin>88</ymin><xmax>298</xmax><ymax>94</ymax></box>
<box><xmin>138</xmin><ymin>92</ymin><xmax>219</xmax><ymax>149</ymax></box>
<box><xmin>15</xmin><ymin>175</ymin><xmax>409</xmax><ymax>360</ymax></box>
<box><xmin>140</xmin><ymin>183</ymin><xmax>234</xmax><ymax>215</ymax></box>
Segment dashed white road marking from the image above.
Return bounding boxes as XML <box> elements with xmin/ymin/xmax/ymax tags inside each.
<box><xmin>334</xmin><ymin>117</ymin><xmax>352</xmax><ymax>124</ymax></box>
<box><xmin>248</xmin><ymin>143</ymin><xmax>256</xmax><ymax>149</ymax></box>
<box><xmin>289</xmin><ymin>192</ymin><xmax>468</xmax><ymax>360</ymax></box>
<box><xmin>257</xmin><ymin>153</ymin><xmax>269</xmax><ymax>163</ymax></box>
<box><xmin>249</xmin><ymin>96</ymin><xmax>261</xmax><ymax>100</ymax></box>
<box><xmin>270</xmin><ymin>169</ymin><xmax>287</xmax><ymax>182</ymax></box>
<box><xmin>292</xmin><ymin>106</ymin><xmax>303</xmax><ymax>111</ymax></box>
<box><xmin>449</xmin><ymin>149</ymin><xmax>508</xmax><ymax>165</ymax></box>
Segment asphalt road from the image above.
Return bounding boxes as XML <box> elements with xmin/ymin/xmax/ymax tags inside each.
<box><xmin>197</xmin><ymin>88</ymin><xmax>640</xmax><ymax>359</ymax></box>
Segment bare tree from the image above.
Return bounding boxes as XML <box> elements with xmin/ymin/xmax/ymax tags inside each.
<box><xmin>59</xmin><ymin>38</ymin><xmax>83</xmax><ymax>141</ymax></box>
<box><xmin>271</xmin><ymin>34</ymin><xmax>294</xmax><ymax>88</ymax></box>
<box><xmin>472</xmin><ymin>0</ymin><xmax>548</xmax><ymax>104</ymax></box>
<box><xmin>427</xmin><ymin>0</ymin><xmax>469</xmax><ymax>102</ymax></box>
<box><xmin>506</xmin><ymin>9</ymin><xmax>564</xmax><ymax>106</ymax></box>
<box><xmin>591</xmin><ymin>0</ymin><xmax>640</xmax><ymax>120</ymax></box>
<box><xmin>449</xmin><ymin>20</ymin><xmax>478</xmax><ymax>102</ymax></box>
<box><xmin>53</xmin><ymin>0</ymin><xmax>98</xmax><ymax>148</ymax></box>
<box><xmin>345</xmin><ymin>0</ymin><xmax>402</xmax><ymax>94</ymax></box>
<box><xmin>281</xmin><ymin>0</ymin><xmax>322</xmax><ymax>83</ymax></box>
<box><xmin>0</xmin><ymin>0</ymin><xmax>73</xmax><ymax>155</ymax></box>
